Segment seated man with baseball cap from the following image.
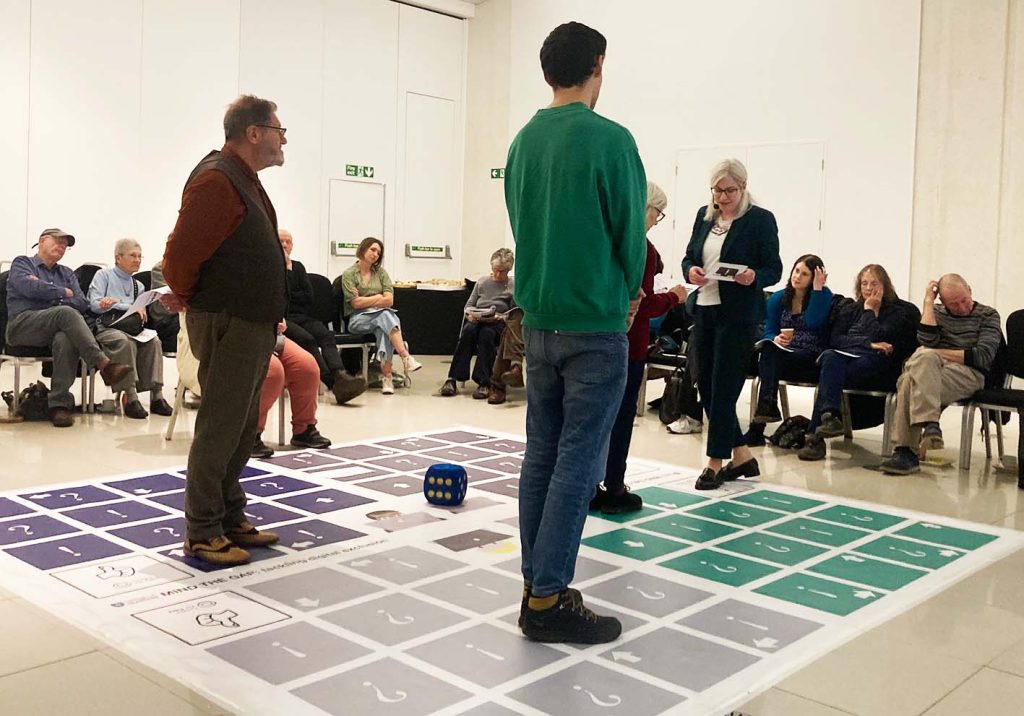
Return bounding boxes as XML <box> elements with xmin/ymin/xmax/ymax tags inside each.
<box><xmin>5</xmin><ymin>228</ymin><xmax>134</xmax><ymax>427</ymax></box>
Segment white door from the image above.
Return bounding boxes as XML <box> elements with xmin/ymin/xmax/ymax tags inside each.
<box><xmin>326</xmin><ymin>179</ymin><xmax>385</xmax><ymax>281</ymax></box>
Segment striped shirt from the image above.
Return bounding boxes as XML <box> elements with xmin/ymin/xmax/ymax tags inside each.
<box><xmin>917</xmin><ymin>302</ymin><xmax>1001</xmax><ymax>372</ymax></box>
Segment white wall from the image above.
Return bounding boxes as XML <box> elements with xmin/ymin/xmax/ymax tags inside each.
<box><xmin>912</xmin><ymin>0</ymin><xmax>1024</xmax><ymax>320</ymax></box>
<box><xmin>463</xmin><ymin>0</ymin><xmax>921</xmax><ymax>296</ymax></box>
<box><xmin>0</xmin><ymin>0</ymin><xmax>467</xmax><ymax>282</ymax></box>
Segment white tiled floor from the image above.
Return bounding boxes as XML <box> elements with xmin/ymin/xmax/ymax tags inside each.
<box><xmin>1</xmin><ymin>355</ymin><xmax>1021</xmax><ymax>715</ymax></box>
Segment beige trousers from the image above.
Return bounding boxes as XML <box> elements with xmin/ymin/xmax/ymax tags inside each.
<box><xmin>892</xmin><ymin>348</ymin><xmax>984</xmax><ymax>448</ymax></box>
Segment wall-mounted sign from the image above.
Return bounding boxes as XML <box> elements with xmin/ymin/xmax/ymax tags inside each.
<box><xmin>345</xmin><ymin>164</ymin><xmax>375</xmax><ymax>178</ymax></box>
<box><xmin>405</xmin><ymin>244</ymin><xmax>451</xmax><ymax>259</ymax></box>
<box><xmin>490</xmin><ymin>168</ymin><xmax>505</xmax><ymax>179</ymax></box>
<box><xmin>331</xmin><ymin>241</ymin><xmax>360</xmax><ymax>257</ymax></box>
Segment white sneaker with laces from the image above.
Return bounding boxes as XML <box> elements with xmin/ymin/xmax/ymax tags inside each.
<box><xmin>381</xmin><ymin>376</ymin><xmax>395</xmax><ymax>395</ymax></box>
<box><xmin>402</xmin><ymin>355</ymin><xmax>423</xmax><ymax>374</ymax></box>
<box><xmin>667</xmin><ymin>416</ymin><xmax>703</xmax><ymax>434</ymax></box>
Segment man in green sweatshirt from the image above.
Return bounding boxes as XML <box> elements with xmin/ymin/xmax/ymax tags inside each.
<box><xmin>504</xmin><ymin>21</ymin><xmax>647</xmax><ymax>644</ymax></box>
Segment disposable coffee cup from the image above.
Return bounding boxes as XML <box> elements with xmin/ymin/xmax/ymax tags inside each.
<box><xmin>780</xmin><ymin>328</ymin><xmax>794</xmax><ymax>338</ymax></box>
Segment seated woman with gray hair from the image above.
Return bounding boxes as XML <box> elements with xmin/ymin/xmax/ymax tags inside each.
<box><xmin>440</xmin><ymin>248</ymin><xmax>516</xmax><ymax>398</ymax></box>
<box><xmin>87</xmin><ymin>238</ymin><xmax>171</xmax><ymax>419</ymax></box>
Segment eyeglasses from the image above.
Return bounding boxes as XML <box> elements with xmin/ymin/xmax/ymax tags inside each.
<box><xmin>710</xmin><ymin>186</ymin><xmax>740</xmax><ymax>197</ymax></box>
<box><xmin>648</xmin><ymin>207</ymin><xmax>666</xmax><ymax>224</ymax></box>
<box><xmin>254</xmin><ymin>124</ymin><xmax>287</xmax><ymax>137</ymax></box>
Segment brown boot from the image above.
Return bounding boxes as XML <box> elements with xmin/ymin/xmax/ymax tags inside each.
<box><xmin>225</xmin><ymin>520</ymin><xmax>279</xmax><ymax>548</ymax></box>
<box><xmin>331</xmin><ymin>370</ymin><xmax>367</xmax><ymax>405</ymax></box>
<box><xmin>502</xmin><ymin>364</ymin><xmax>524</xmax><ymax>387</ymax></box>
<box><xmin>487</xmin><ymin>385</ymin><xmax>507</xmax><ymax>405</ymax></box>
<box><xmin>182</xmin><ymin>536</ymin><xmax>250</xmax><ymax>566</ymax></box>
<box><xmin>98</xmin><ymin>361</ymin><xmax>132</xmax><ymax>387</ymax></box>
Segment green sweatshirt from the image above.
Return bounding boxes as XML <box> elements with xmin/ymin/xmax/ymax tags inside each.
<box><xmin>504</xmin><ymin>102</ymin><xmax>647</xmax><ymax>332</ymax></box>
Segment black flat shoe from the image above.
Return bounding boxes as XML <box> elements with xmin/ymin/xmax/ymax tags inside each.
<box><xmin>719</xmin><ymin>458</ymin><xmax>760</xmax><ymax>482</ymax></box>
<box><xmin>695</xmin><ymin>468</ymin><xmax>723</xmax><ymax>490</ymax></box>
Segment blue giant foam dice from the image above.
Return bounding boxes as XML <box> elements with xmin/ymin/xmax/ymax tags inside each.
<box><xmin>423</xmin><ymin>463</ymin><xmax>467</xmax><ymax>506</ymax></box>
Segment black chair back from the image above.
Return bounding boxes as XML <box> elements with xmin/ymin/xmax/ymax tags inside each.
<box><xmin>73</xmin><ymin>264</ymin><xmax>104</xmax><ymax>295</ymax></box>
<box><xmin>1006</xmin><ymin>309</ymin><xmax>1024</xmax><ymax>381</ymax></box>
<box><xmin>307</xmin><ymin>273</ymin><xmax>338</xmax><ymax>330</ymax></box>
<box><xmin>135</xmin><ymin>270</ymin><xmax>152</xmax><ymax>291</ymax></box>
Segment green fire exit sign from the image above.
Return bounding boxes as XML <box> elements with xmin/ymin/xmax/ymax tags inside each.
<box><xmin>490</xmin><ymin>168</ymin><xmax>505</xmax><ymax>179</ymax></box>
<box><xmin>346</xmin><ymin>165</ymin><xmax>375</xmax><ymax>178</ymax></box>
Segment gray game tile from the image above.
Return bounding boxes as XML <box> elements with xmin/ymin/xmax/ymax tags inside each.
<box><xmin>435</xmin><ymin>528</ymin><xmax>513</xmax><ymax>551</ymax></box>
<box><xmin>321</xmin><ymin>591</ymin><xmax>465</xmax><ymax>645</ymax></box>
<box><xmin>366</xmin><ymin>511</ymin><xmax>446</xmax><ymax>532</ymax></box>
<box><xmin>359</xmin><ymin>475</ymin><xmax>425</xmax><ymax>496</ymax></box>
<box><xmin>473</xmin><ymin>456</ymin><xmax>523</xmax><ymax>474</ymax></box>
<box><xmin>208</xmin><ymin>621</ymin><xmax>370</xmax><ymax>685</ymax></box>
<box><xmin>245</xmin><ymin>566</ymin><xmax>383</xmax><ymax>611</ymax></box>
<box><xmin>408</xmin><ymin>622</ymin><xmax>564</xmax><ymax>688</ymax></box>
<box><xmin>341</xmin><ymin>546</ymin><xmax>466</xmax><ymax>585</ymax></box>
<box><xmin>508</xmin><ymin>661</ymin><xmax>683</xmax><ymax>715</ymax></box>
<box><xmin>425</xmin><ymin>430</ymin><xmax>497</xmax><ymax>443</ymax></box>
<box><xmin>261</xmin><ymin>451</ymin><xmax>344</xmax><ymax>470</ymax></box>
<box><xmin>679</xmin><ymin>598</ymin><xmax>823</xmax><ymax>652</ymax></box>
<box><xmin>474</xmin><ymin>479</ymin><xmax>521</xmax><ymax>498</ymax></box>
<box><xmin>585</xmin><ymin>573</ymin><xmax>713</xmax><ymax>617</ymax></box>
<box><xmin>292</xmin><ymin>658</ymin><xmax>472</xmax><ymax>715</ymax></box>
<box><xmin>414</xmin><ymin>568</ymin><xmax>521</xmax><ymax>614</ymax></box>
<box><xmin>599</xmin><ymin>628</ymin><xmax>759</xmax><ymax>692</ymax></box>
<box><xmin>423</xmin><ymin>446</ymin><xmax>498</xmax><ymax>462</ymax></box>
<box><xmin>375</xmin><ymin>436</ymin><xmax>450</xmax><ymax>452</ymax></box>
<box><xmin>495</xmin><ymin>555</ymin><xmax>618</xmax><ymax>584</ymax></box>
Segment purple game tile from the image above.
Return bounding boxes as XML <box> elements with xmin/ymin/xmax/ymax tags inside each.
<box><xmin>277</xmin><ymin>490</ymin><xmax>374</xmax><ymax>514</ymax></box>
<box><xmin>424</xmin><ymin>430</ymin><xmax>496</xmax><ymax>443</ymax></box>
<box><xmin>274</xmin><ymin>520</ymin><xmax>365</xmax><ymax>550</ymax></box>
<box><xmin>62</xmin><ymin>500</ymin><xmax>171</xmax><ymax>528</ymax></box>
<box><xmin>323</xmin><ymin>444</ymin><xmax>399</xmax><ymax>460</ymax></box>
<box><xmin>242</xmin><ymin>502</ymin><xmax>305</xmax><ymax>526</ymax></box>
<box><xmin>109</xmin><ymin>517</ymin><xmax>187</xmax><ymax>548</ymax></box>
<box><xmin>103</xmin><ymin>473</ymin><xmax>186</xmax><ymax>496</ymax></box>
<box><xmin>475</xmin><ymin>439</ymin><xmax>527</xmax><ymax>453</ymax></box>
<box><xmin>423</xmin><ymin>446</ymin><xmax>498</xmax><ymax>462</ymax></box>
<box><xmin>474</xmin><ymin>457</ymin><xmax>523</xmax><ymax>474</ymax></box>
<box><xmin>147</xmin><ymin>491</ymin><xmax>185</xmax><ymax>512</ymax></box>
<box><xmin>19</xmin><ymin>485</ymin><xmax>121</xmax><ymax>510</ymax></box>
<box><xmin>366</xmin><ymin>454</ymin><xmax>440</xmax><ymax>472</ymax></box>
<box><xmin>240</xmin><ymin>465</ymin><xmax>271</xmax><ymax>478</ymax></box>
<box><xmin>375</xmin><ymin>437</ymin><xmax>450</xmax><ymax>452</ymax></box>
<box><xmin>6</xmin><ymin>534</ymin><xmax>130</xmax><ymax>570</ymax></box>
<box><xmin>160</xmin><ymin>545</ymin><xmax>286</xmax><ymax>572</ymax></box>
<box><xmin>303</xmin><ymin>463</ymin><xmax>395</xmax><ymax>482</ymax></box>
<box><xmin>0</xmin><ymin>515</ymin><xmax>79</xmax><ymax>545</ymax></box>
<box><xmin>241</xmin><ymin>475</ymin><xmax>320</xmax><ymax>498</ymax></box>
<box><xmin>261</xmin><ymin>452</ymin><xmax>344</xmax><ymax>470</ymax></box>
<box><xmin>464</xmin><ymin>466</ymin><xmax>504</xmax><ymax>484</ymax></box>
<box><xmin>0</xmin><ymin>498</ymin><xmax>35</xmax><ymax>520</ymax></box>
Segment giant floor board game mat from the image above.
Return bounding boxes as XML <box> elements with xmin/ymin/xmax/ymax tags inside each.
<box><xmin>0</xmin><ymin>427</ymin><xmax>1021</xmax><ymax>715</ymax></box>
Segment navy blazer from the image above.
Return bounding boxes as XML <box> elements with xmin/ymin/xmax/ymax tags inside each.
<box><xmin>682</xmin><ymin>204</ymin><xmax>782</xmax><ymax>324</ymax></box>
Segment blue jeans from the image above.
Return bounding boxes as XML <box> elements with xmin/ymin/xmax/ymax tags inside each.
<box><xmin>519</xmin><ymin>327</ymin><xmax>628</xmax><ymax>597</ymax></box>
<box><xmin>604</xmin><ymin>360</ymin><xmax>647</xmax><ymax>493</ymax></box>
<box><xmin>347</xmin><ymin>308</ymin><xmax>401</xmax><ymax>363</ymax></box>
<box><xmin>755</xmin><ymin>343</ymin><xmax>820</xmax><ymax>412</ymax></box>
<box><xmin>810</xmin><ymin>349</ymin><xmax>891</xmax><ymax>431</ymax></box>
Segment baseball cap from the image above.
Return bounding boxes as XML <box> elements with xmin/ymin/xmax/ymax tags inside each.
<box><xmin>33</xmin><ymin>228</ymin><xmax>76</xmax><ymax>248</ymax></box>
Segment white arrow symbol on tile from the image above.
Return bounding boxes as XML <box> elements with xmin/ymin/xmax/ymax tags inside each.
<box><xmin>921</xmin><ymin>523</ymin><xmax>942</xmax><ymax>530</ymax></box>
<box><xmin>611</xmin><ymin>651</ymin><xmax>642</xmax><ymax>663</ymax></box>
<box><xmin>938</xmin><ymin>549</ymin><xmax>960</xmax><ymax>557</ymax></box>
<box><xmin>726</xmin><ymin>615</ymin><xmax>768</xmax><ymax>631</ymax></box>
<box><xmin>291</xmin><ymin>541</ymin><xmax>315</xmax><ymax>548</ymax></box>
<box><xmin>168</xmin><ymin>549</ymin><xmax>185</xmax><ymax>557</ymax></box>
<box><xmin>133</xmin><ymin>489</ymin><xmax>152</xmax><ymax>495</ymax></box>
<box><xmin>841</xmin><ymin>555</ymin><xmax>865</xmax><ymax>563</ymax></box>
<box><xmin>387</xmin><ymin>558</ymin><xmax>418</xmax><ymax>569</ymax></box>
<box><xmin>753</xmin><ymin>637</ymin><xmax>780</xmax><ymax>650</ymax></box>
<box><xmin>853</xmin><ymin>590</ymin><xmax>878</xmax><ymax>600</ymax></box>
<box><xmin>29</xmin><ymin>493</ymin><xmax>51</xmax><ymax>499</ymax></box>
<box><xmin>657</xmin><ymin>502</ymin><xmax>679</xmax><ymax>508</ymax></box>
<box><xmin>295</xmin><ymin>598</ymin><xmax>320</xmax><ymax>608</ymax></box>
<box><xmin>623</xmin><ymin>540</ymin><xmax>645</xmax><ymax>548</ymax></box>
<box><xmin>315</xmin><ymin>497</ymin><xmax>335</xmax><ymax>504</ymax></box>
<box><xmin>393</xmin><ymin>483</ymin><xmax>410</xmax><ymax>489</ymax></box>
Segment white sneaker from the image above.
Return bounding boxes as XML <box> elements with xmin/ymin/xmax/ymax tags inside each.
<box><xmin>381</xmin><ymin>376</ymin><xmax>395</xmax><ymax>395</ymax></box>
<box><xmin>667</xmin><ymin>416</ymin><xmax>703</xmax><ymax>434</ymax></box>
<box><xmin>402</xmin><ymin>355</ymin><xmax>423</xmax><ymax>374</ymax></box>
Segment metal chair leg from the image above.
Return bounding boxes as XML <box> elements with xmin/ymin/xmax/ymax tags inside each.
<box><xmin>779</xmin><ymin>384</ymin><xmax>791</xmax><ymax>420</ymax></box>
<box><xmin>996</xmin><ymin>413</ymin><xmax>1006</xmax><ymax>462</ymax></box>
<box><xmin>981</xmin><ymin>408</ymin><xmax>992</xmax><ymax>460</ymax></box>
<box><xmin>840</xmin><ymin>392</ymin><xmax>854</xmax><ymax>439</ymax></box>
<box><xmin>749</xmin><ymin>377</ymin><xmax>759</xmax><ymax>424</ymax></box>
<box><xmin>881</xmin><ymin>393</ymin><xmax>895</xmax><ymax>456</ymax></box>
<box><xmin>164</xmin><ymin>379</ymin><xmax>187</xmax><ymax>441</ymax></box>
<box><xmin>959</xmin><ymin>404</ymin><xmax>975</xmax><ymax>471</ymax></box>
<box><xmin>13</xmin><ymin>362</ymin><xmax>22</xmax><ymax>412</ymax></box>
<box><xmin>278</xmin><ymin>390</ymin><xmax>287</xmax><ymax>446</ymax></box>
<box><xmin>636</xmin><ymin>363</ymin><xmax>648</xmax><ymax>418</ymax></box>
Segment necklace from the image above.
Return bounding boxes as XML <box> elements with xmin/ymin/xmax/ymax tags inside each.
<box><xmin>711</xmin><ymin>218</ymin><xmax>731</xmax><ymax>236</ymax></box>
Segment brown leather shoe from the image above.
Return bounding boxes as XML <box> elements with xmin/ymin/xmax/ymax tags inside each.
<box><xmin>225</xmin><ymin>520</ymin><xmax>279</xmax><ymax>548</ymax></box>
<box><xmin>331</xmin><ymin>370</ymin><xmax>367</xmax><ymax>405</ymax></box>
<box><xmin>487</xmin><ymin>386</ymin><xmax>506</xmax><ymax>405</ymax></box>
<box><xmin>182</xmin><ymin>536</ymin><xmax>250</xmax><ymax>566</ymax></box>
<box><xmin>501</xmin><ymin>364</ymin><xmax>524</xmax><ymax>387</ymax></box>
<box><xmin>99</xmin><ymin>361</ymin><xmax>132</xmax><ymax>387</ymax></box>
<box><xmin>49</xmin><ymin>407</ymin><xmax>74</xmax><ymax>428</ymax></box>
<box><xmin>472</xmin><ymin>384</ymin><xmax>490</xmax><ymax>400</ymax></box>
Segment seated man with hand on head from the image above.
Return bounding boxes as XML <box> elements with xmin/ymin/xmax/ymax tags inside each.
<box><xmin>4</xmin><ymin>228</ymin><xmax>133</xmax><ymax>427</ymax></box>
<box><xmin>88</xmin><ymin>238</ymin><xmax>172</xmax><ymax>419</ymax></box>
<box><xmin>440</xmin><ymin>248</ymin><xmax>515</xmax><ymax>398</ymax></box>
<box><xmin>880</xmin><ymin>273</ymin><xmax>1002</xmax><ymax>475</ymax></box>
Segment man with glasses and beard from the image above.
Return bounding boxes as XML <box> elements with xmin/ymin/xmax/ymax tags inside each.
<box><xmin>161</xmin><ymin>95</ymin><xmax>289</xmax><ymax>566</ymax></box>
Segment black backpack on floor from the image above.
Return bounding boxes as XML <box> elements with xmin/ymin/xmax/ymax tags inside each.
<box><xmin>769</xmin><ymin>415</ymin><xmax>811</xmax><ymax>449</ymax></box>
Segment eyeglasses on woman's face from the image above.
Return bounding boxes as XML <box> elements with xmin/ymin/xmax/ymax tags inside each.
<box><xmin>710</xmin><ymin>186</ymin><xmax>740</xmax><ymax>197</ymax></box>
<box><xmin>648</xmin><ymin>206</ymin><xmax>666</xmax><ymax>224</ymax></box>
